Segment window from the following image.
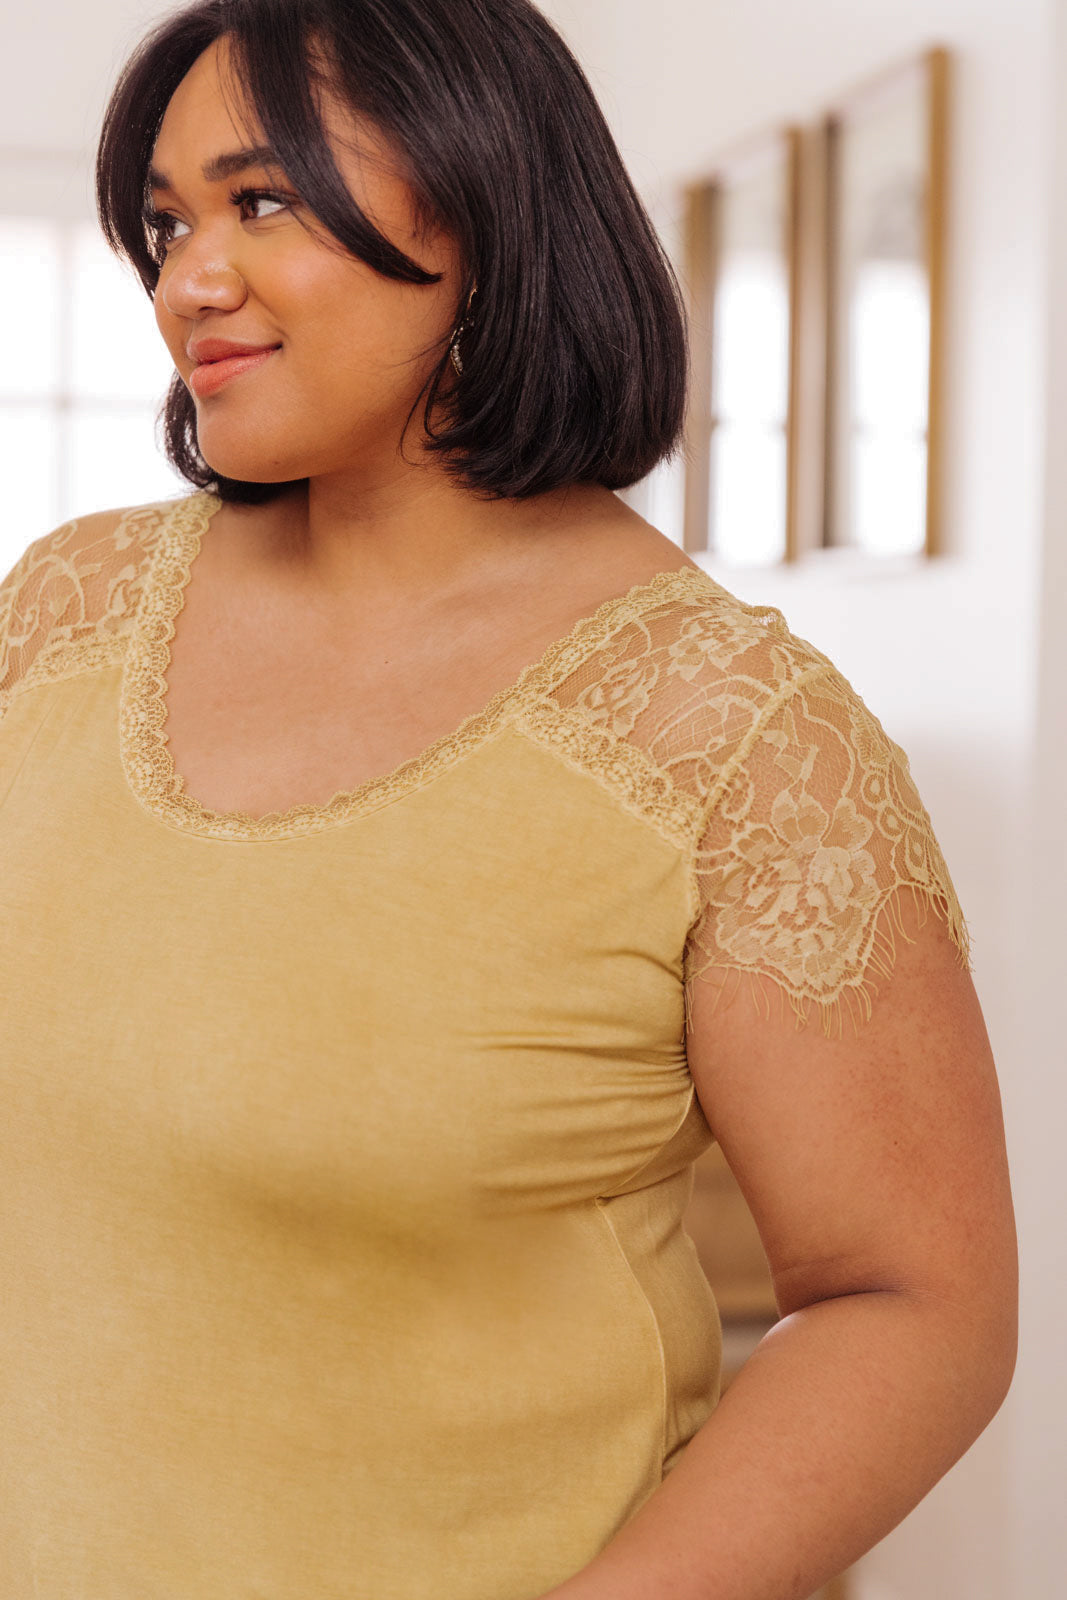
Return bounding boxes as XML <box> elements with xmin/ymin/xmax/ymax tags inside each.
<box><xmin>682</xmin><ymin>130</ymin><xmax>800</xmax><ymax>567</ymax></box>
<box><xmin>0</xmin><ymin>214</ymin><xmax>183</xmax><ymax>575</ymax></box>
<box><xmin>823</xmin><ymin>49</ymin><xmax>947</xmax><ymax>557</ymax></box>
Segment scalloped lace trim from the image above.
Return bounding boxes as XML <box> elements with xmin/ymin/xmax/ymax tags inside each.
<box><xmin>118</xmin><ymin>491</ymin><xmax>719</xmax><ymax>843</ymax></box>
<box><xmin>681</xmin><ymin>662</ymin><xmax>974</xmax><ymax>1041</ymax></box>
<box><xmin>682</xmin><ymin>879</ymin><xmax>973</xmax><ymax>1045</ymax></box>
<box><xmin>3</xmin><ymin>491</ymin><xmax>975</xmax><ymax>1036</ymax></box>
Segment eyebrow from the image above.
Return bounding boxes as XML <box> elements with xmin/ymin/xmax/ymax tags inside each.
<box><xmin>146</xmin><ymin>145</ymin><xmax>286</xmax><ymax>193</ymax></box>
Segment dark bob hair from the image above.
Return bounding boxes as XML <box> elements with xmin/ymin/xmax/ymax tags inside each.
<box><xmin>95</xmin><ymin>0</ymin><xmax>690</xmax><ymax>504</ymax></box>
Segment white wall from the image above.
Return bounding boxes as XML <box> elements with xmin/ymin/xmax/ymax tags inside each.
<box><xmin>3</xmin><ymin>2</ymin><xmax>1061</xmax><ymax>1595</ymax></box>
<box><xmin>1</xmin><ymin>1</ymin><xmax>235</xmax><ymax>228</ymax></box>
<box><xmin>536</xmin><ymin>1</ymin><xmax>1059</xmax><ymax>1597</ymax></box>
<box><xmin>1</xmin><ymin>0</ymin><xmax>160</xmax><ymax>156</ymax></box>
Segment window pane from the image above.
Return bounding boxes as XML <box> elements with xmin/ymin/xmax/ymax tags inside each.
<box><xmin>714</xmin><ymin>250</ymin><xmax>790</xmax><ymax>425</ymax></box>
<box><xmin>68</xmin><ymin>407</ymin><xmax>186</xmax><ymax>519</ymax></box>
<box><xmin>851</xmin><ymin>430</ymin><xmax>927</xmax><ymax>556</ymax></box>
<box><xmin>710</xmin><ymin>422</ymin><xmax>787</xmax><ymax>566</ymax></box>
<box><xmin>0</xmin><ymin>404</ymin><xmax>60</xmax><ymax>572</ymax></box>
<box><xmin>851</xmin><ymin>258</ymin><xmax>929</xmax><ymax>430</ymax></box>
<box><xmin>0</xmin><ymin>218</ymin><xmax>63</xmax><ymax>399</ymax></box>
<box><xmin>71</xmin><ymin>223</ymin><xmax>176</xmax><ymax>404</ymax></box>
<box><xmin>830</xmin><ymin>60</ymin><xmax>931</xmax><ymax>552</ymax></box>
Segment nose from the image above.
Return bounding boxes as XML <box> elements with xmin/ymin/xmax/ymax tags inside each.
<box><xmin>160</xmin><ymin>245</ymin><xmax>248</xmax><ymax>321</ymax></box>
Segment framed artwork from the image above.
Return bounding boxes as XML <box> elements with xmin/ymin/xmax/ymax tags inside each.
<box><xmin>682</xmin><ymin>128</ymin><xmax>802</xmax><ymax>566</ymax></box>
<box><xmin>822</xmin><ymin>47</ymin><xmax>950</xmax><ymax>557</ymax></box>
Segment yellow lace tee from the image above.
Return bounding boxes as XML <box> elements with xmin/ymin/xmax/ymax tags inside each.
<box><xmin>0</xmin><ymin>491</ymin><xmax>972</xmax><ymax>1600</ymax></box>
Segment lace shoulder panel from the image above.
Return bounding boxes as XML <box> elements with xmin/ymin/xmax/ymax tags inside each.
<box><xmin>531</xmin><ymin>575</ymin><xmax>971</xmax><ymax>1041</ymax></box>
<box><xmin>682</xmin><ymin>658</ymin><xmax>974</xmax><ymax>1041</ymax></box>
<box><xmin>0</xmin><ymin>498</ymin><xmax>176</xmax><ymax>717</ymax></box>
<box><xmin>538</xmin><ymin>576</ymin><xmax>841</xmax><ymax>794</ymax></box>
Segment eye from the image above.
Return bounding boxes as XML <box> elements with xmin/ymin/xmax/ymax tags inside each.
<box><xmin>229</xmin><ymin>186</ymin><xmax>292</xmax><ymax>223</ymax></box>
<box><xmin>142</xmin><ymin>186</ymin><xmax>293</xmax><ymax>251</ymax></box>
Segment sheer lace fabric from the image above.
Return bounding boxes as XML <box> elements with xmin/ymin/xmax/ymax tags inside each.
<box><xmin>682</xmin><ymin>664</ymin><xmax>972</xmax><ymax>1037</ymax></box>
<box><xmin>0</xmin><ymin>503</ymin><xmax>165</xmax><ymax>713</ymax></box>
<box><xmin>518</xmin><ymin>593</ymin><xmax>972</xmax><ymax>1040</ymax></box>
<box><xmin>0</xmin><ymin>494</ymin><xmax>972</xmax><ymax>1042</ymax></box>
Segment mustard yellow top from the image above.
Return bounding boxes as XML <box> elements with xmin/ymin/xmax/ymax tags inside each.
<box><xmin>0</xmin><ymin>492</ymin><xmax>972</xmax><ymax>1599</ymax></box>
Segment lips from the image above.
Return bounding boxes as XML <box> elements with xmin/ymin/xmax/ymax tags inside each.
<box><xmin>188</xmin><ymin>338</ymin><xmax>281</xmax><ymax>365</ymax></box>
<box><xmin>188</xmin><ymin>345</ymin><xmax>279</xmax><ymax>397</ymax></box>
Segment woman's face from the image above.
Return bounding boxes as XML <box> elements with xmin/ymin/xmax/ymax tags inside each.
<box><xmin>147</xmin><ymin>34</ymin><xmax>465</xmax><ymax>487</ymax></box>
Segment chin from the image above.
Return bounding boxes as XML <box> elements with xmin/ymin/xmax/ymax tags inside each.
<box><xmin>198</xmin><ymin>448</ymin><xmax>307</xmax><ymax>485</ymax></box>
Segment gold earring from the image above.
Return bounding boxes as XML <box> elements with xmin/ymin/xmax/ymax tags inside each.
<box><xmin>449</xmin><ymin>285</ymin><xmax>478</xmax><ymax>377</ymax></box>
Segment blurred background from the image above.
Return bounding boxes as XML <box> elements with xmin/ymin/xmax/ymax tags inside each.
<box><xmin>1</xmin><ymin>1</ymin><xmax>1063</xmax><ymax>1596</ymax></box>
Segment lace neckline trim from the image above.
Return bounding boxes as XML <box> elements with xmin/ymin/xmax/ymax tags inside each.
<box><xmin>118</xmin><ymin>490</ymin><xmax>719</xmax><ymax>843</ymax></box>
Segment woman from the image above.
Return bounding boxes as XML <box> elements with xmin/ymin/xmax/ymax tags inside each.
<box><xmin>0</xmin><ymin>1</ymin><xmax>1016</xmax><ymax>1596</ymax></box>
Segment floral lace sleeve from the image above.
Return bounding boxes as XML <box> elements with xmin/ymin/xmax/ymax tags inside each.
<box><xmin>0</xmin><ymin>506</ymin><xmax>162</xmax><ymax>719</ymax></box>
<box><xmin>683</xmin><ymin>660</ymin><xmax>974</xmax><ymax>1041</ymax></box>
<box><xmin>0</xmin><ymin>537</ymin><xmax>44</xmax><ymax>714</ymax></box>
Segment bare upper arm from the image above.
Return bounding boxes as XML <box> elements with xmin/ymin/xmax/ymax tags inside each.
<box><xmin>685</xmin><ymin>885</ymin><xmax>1018</xmax><ymax>1366</ymax></box>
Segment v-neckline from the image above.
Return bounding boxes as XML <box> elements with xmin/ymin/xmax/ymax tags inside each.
<box><xmin>118</xmin><ymin>490</ymin><xmax>715</xmax><ymax>843</ymax></box>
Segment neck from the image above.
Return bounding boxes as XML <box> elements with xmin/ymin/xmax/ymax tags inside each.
<box><xmin>231</xmin><ymin>470</ymin><xmax>634</xmax><ymax>605</ymax></box>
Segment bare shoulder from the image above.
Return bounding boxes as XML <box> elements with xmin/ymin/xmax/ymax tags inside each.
<box><xmin>541</xmin><ymin>497</ymin><xmax>703</xmax><ymax>603</ymax></box>
<box><xmin>607</xmin><ymin>519</ymin><xmax>702</xmax><ymax>584</ymax></box>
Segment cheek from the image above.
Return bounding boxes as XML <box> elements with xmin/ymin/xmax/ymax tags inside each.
<box><xmin>286</xmin><ymin>279</ymin><xmax>452</xmax><ymax>389</ymax></box>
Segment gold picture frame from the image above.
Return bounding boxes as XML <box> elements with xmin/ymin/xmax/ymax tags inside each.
<box><xmin>822</xmin><ymin>47</ymin><xmax>950</xmax><ymax>557</ymax></box>
<box><xmin>682</xmin><ymin>127</ymin><xmax>803</xmax><ymax>565</ymax></box>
